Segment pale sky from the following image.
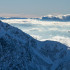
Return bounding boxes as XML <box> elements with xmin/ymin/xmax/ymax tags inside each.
<box><xmin>0</xmin><ymin>0</ymin><xmax>70</xmax><ymax>18</ymax></box>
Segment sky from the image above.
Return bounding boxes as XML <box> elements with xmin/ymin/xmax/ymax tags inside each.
<box><xmin>0</xmin><ymin>0</ymin><xmax>70</xmax><ymax>18</ymax></box>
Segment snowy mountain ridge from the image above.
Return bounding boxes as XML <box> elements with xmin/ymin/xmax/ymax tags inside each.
<box><xmin>0</xmin><ymin>21</ymin><xmax>70</xmax><ymax>70</ymax></box>
<box><xmin>41</xmin><ymin>14</ymin><xmax>70</xmax><ymax>21</ymax></box>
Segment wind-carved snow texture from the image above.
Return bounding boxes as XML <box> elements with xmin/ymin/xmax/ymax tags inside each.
<box><xmin>0</xmin><ymin>21</ymin><xmax>70</xmax><ymax>70</ymax></box>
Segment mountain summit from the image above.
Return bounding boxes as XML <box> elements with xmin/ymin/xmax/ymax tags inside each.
<box><xmin>0</xmin><ymin>21</ymin><xmax>70</xmax><ymax>70</ymax></box>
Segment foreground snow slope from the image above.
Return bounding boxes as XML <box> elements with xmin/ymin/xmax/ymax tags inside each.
<box><xmin>0</xmin><ymin>21</ymin><xmax>70</xmax><ymax>70</ymax></box>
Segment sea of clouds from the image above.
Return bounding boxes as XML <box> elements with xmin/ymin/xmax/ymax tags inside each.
<box><xmin>1</xmin><ymin>18</ymin><xmax>70</xmax><ymax>47</ymax></box>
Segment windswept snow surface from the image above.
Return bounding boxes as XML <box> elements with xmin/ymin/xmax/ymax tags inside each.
<box><xmin>0</xmin><ymin>21</ymin><xmax>70</xmax><ymax>70</ymax></box>
<box><xmin>2</xmin><ymin>19</ymin><xmax>70</xmax><ymax>47</ymax></box>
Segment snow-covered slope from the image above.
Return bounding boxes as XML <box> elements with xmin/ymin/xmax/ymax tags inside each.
<box><xmin>0</xmin><ymin>21</ymin><xmax>70</xmax><ymax>70</ymax></box>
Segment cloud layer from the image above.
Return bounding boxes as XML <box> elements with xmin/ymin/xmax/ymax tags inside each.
<box><xmin>1</xmin><ymin>19</ymin><xmax>70</xmax><ymax>47</ymax></box>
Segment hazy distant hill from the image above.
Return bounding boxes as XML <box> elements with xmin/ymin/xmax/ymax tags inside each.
<box><xmin>0</xmin><ymin>17</ymin><xmax>28</xmax><ymax>19</ymax></box>
<box><xmin>42</xmin><ymin>15</ymin><xmax>70</xmax><ymax>21</ymax></box>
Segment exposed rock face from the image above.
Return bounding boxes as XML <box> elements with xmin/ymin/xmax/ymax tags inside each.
<box><xmin>0</xmin><ymin>21</ymin><xmax>70</xmax><ymax>70</ymax></box>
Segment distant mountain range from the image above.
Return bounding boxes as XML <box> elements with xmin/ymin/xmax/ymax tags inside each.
<box><xmin>0</xmin><ymin>17</ymin><xmax>28</xmax><ymax>19</ymax></box>
<box><xmin>41</xmin><ymin>14</ymin><xmax>70</xmax><ymax>21</ymax></box>
<box><xmin>0</xmin><ymin>14</ymin><xmax>70</xmax><ymax>22</ymax></box>
<box><xmin>0</xmin><ymin>20</ymin><xmax>70</xmax><ymax>70</ymax></box>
